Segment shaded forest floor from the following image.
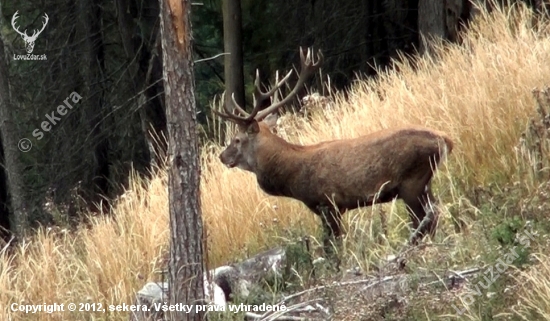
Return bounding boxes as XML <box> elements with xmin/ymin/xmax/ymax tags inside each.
<box><xmin>3</xmin><ymin>3</ymin><xmax>550</xmax><ymax>321</ymax></box>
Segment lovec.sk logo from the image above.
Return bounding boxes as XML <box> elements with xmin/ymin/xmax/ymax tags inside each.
<box><xmin>11</xmin><ymin>11</ymin><xmax>48</xmax><ymax>60</ymax></box>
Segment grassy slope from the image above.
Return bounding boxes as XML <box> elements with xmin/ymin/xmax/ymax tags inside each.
<box><xmin>3</xmin><ymin>3</ymin><xmax>550</xmax><ymax>320</ymax></box>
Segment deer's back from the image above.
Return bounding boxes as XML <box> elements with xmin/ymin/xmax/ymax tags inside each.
<box><xmin>257</xmin><ymin>126</ymin><xmax>452</xmax><ymax>211</ymax></box>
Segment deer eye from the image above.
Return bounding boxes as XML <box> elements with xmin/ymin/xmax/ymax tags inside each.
<box><xmin>234</xmin><ymin>138</ymin><xmax>241</xmax><ymax>144</ymax></box>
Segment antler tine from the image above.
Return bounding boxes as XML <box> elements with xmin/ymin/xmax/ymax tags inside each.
<box><xmin>251</xmin><ymin>69</ymin><xmax>293</xmax><ymax>119</ymax></box>
<box><xmin>252</xmin><ymin>70</ymin><xmax>265</xmax><ymax>110</ymax></box>
<box><xmin>299</xmin><ymin>46</ymin><xmax>324</xmax><ymax>77</ymax></box>
<box><xmin>253</xmin><ymin>70</ymin><xmax>293</xmax><ymax>103</ymax></box>
<box><xmin>253</xmin><ymin>70</ymin><xmax>280</xmax><ymax>107</ymax></box>
<box><xmin>229</xmin><ymin>93</ymin><xmax>249</xmax><ymax>117</ymax></box>
<box><xmin>213</xmin><ymin>92</ymin><xmax>251</xmax><ymax>126</ymax></box>
<box><xmin>230</xmin><ymin>93</ymin><xmax>256</xmax><ymax>122</ymax></box>
<box><xmin>272</xmin><ymin>71</ymin><xmax>282</xmax><ymax>105</ymax></box>
<box><xmin>255</xmin><ymin>47</ymin><xmax>323</xmax><ymax>121</ymax></box>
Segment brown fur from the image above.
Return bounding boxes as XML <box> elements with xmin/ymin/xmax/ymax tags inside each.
<box><xmin>220</xmin><ymin>121</ymin><xmax>453</xmax><ymax>249</ymax></box>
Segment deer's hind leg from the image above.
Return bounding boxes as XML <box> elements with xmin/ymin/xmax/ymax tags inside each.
<box><xmin>400</xmin><ymin>181</ymin><xmax>440</xmax><ymax>245</ymax></box>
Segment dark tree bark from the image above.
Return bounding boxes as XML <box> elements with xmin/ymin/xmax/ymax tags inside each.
<box><xmin>418</xmin><ymin>0</ymin><xmax>472</xmax><ymax>52</ymax></box>
<box><xmin>79</xmin><ymin>0</ymin><xmax>110</xmax><ymax>210</ymax></box>
<box><xmin>0</xmin><ymin>34</ymin><xmax>28</xmax><ymax>236</ymax></box>
<box><xmin>445</xmin><ymin>0</ymin><xmax>472</xmax><ymax>43</ymax></box>
<box><xmin>138</xmin><ymin>36</ymin><xmax>168</xmax><ymax>168</ymax></box>
<box><xmin>158</xmin><ymin>0</ymin><xmax>206</xmax><ymax>320</ymax></box>
<box><xmin>0</xmin><ymin>135</ymin><xmax>11</xmax><ymax>241</ymax></box>
<box><xmin>117</xmin><ymin>0</ymin><xmax>167</xmax><ymax>169</ymax></box>
<box><xmin>222</xmin><ymin>0</ymin><xmax>245</xmax><ymax>109</ymax></box>
<box><xmin>418</xmin><ymin>0</ymin><xmax>446</xmax><ymax>53</ymax></box>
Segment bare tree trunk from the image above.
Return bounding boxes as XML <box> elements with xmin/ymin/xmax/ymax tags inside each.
<box><xmin>158</xmin><ymin>0</ymin><xmax>206</xmax><ymax>320</ymax></box>
<box><xmin>0</xmin><ymin>35</ymin><xmax>28</xmax><ymax>237</ymax></box>
<box><xmin>0</xmin><ymin>133</ymin><xmax>11</xmax><ymax>241</ymax></box>
<box><xmin>117</xmin><ymin>0</ymin><xmax>167</xmax><ymax>169</ymax></box>
<box><xmin>445</xmin><ymin>0</ymin><xmax>472</xmax><ymax>43</ymax></box>
<box><xmin>418</xmin><ymin>0</ymin><xmax>446</xmax><ymax>53</ymax></box>
<box><xmin>79</xmin><ymin>0</ymin><xmax>110</xmax><ymax>211</ymax></box>
<box><xmin>138</xmin><ymin>36</ymin><xmax>168</xmax><ymax>168</ymax></box>
<box><xmin>223</xmin><ymin>0</ymin><xmax>245</xmax><ymax>110</ymax></box>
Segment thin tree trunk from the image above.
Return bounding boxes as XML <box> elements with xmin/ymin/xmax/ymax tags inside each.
<box><xmin>117</xmin><ymin>0</ymin><xmax>167</xmax><ymax>169</ymax></box>
<box><xmin>0</xmin><ymin>134</ymin><xmax>10</xmax><ymax>241</ymax></box>
<box><xmin>418</xmin><ymin>0</ymin><xmax>446</xmax><ymax>53</ymax></box>
<box><xmin>445</xmin><ymin>0</ymin><xmax>471</xmax><ymax>43</ymax></box>
<box><xmin>79</xmin><ymin>0</ymin><xmax>110</xmax><ymax>210</ymax></box>
<box><xmin>139</xmin><ymin>35</ymin><xmax>167</xmax><ymax>168</ymax></box>
<box><xmin>222</xmin><ymin>0</ymin><xmax>245</xmax><ymax>109</ymax></box>
<box><xmin>158</xmin><ymin>0</ymin><xmax>206</xmax><ymax>320</ymax></box>
<box><xmin>0</xmin><ymin>34</ymin><xmax>28</xmax><ymax>237</ymax></box>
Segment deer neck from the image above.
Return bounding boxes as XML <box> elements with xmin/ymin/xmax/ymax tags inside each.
<box><xmin>253</xmin><ymin>133</ymin><xmax>305</xmax><ymax>197</ymax></box>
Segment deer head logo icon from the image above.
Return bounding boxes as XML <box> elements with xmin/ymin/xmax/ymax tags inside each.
<box><xmin>11</xmin><ymin>11</ymin><xmax>49</xmax><ymax>54</ymax></box>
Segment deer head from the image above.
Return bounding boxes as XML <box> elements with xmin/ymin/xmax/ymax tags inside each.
<box><xmin>12</xmin><ymin>11</ymin><xmax>49</xmax><ymax>54</ymax></box>
<box><xmin>214</xmin><ymin>47</ymin><xmax>323</xmax><ymax>171</ymax></box>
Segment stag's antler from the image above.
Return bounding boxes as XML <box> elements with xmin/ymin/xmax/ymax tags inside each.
<box><xmin>215</xmin><ymin>47</ymin><xmax>323</xmax><ymax>126</ymax></box>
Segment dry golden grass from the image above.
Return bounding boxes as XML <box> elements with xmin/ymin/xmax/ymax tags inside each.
<box><xmin>514</xmin><ymin>253</ymin><xmax>550</xmax><ymax>319</ymax></box>
<box><xmin>2</xmin><ymin>3</ymin><xmax>550</xmax><ymax>320</ymax></box>
<box><xmin>1</xmin><ymin>172</ymin><xmax>170</xmax><ymax>320</ymax></box>
<box><xmin>299</xmin><ymin>11</ymin><xmax>550</xmax><ymax>187</ymax></box>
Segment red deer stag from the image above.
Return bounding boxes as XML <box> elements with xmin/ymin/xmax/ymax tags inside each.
<box><xmin>215</xmin><ymin>47</ymin><xmax>453</xmax><ymax>255</ymax></box>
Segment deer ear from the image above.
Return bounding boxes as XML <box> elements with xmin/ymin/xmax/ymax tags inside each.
<box><xmin>246</xmin><ymin>120</ymin><xmax>260</xmax><ymax>135</ymax></box>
